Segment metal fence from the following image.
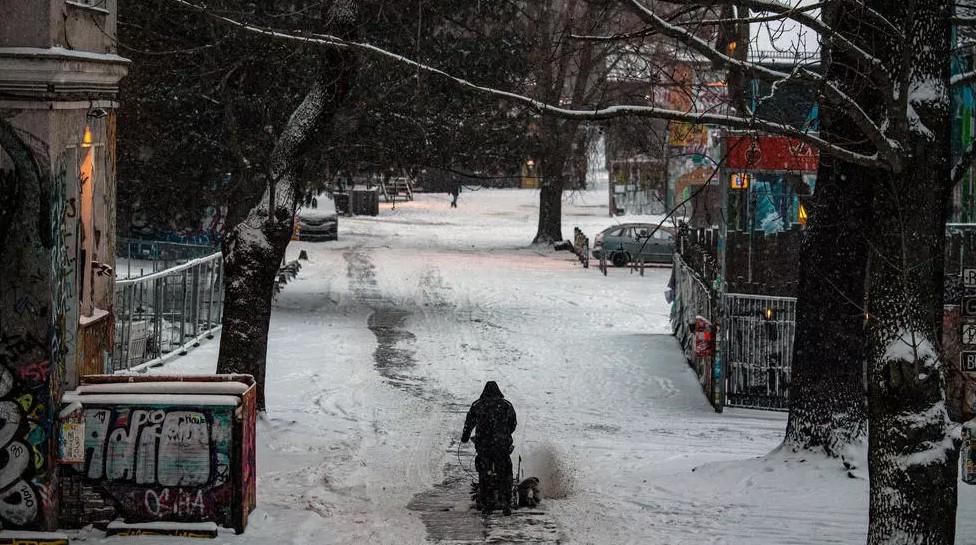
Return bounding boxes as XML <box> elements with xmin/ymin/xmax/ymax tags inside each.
<box><xmin>671</xmin><ymin>253</ymin><xmax>797</xmax><ymax>411</ymax></box>
<box><xmin>117</xmin><ymin>238</ymin><xmax>218</xmax><ymax>279</ymax></box>
<box><xmin>671</xmin><ymin>254</ymin><xmax>714</xmax><ymax>363</ymax></box>
<box><xmin>724</xmin><ymin>293</ymin><xmax>796</xmax><ymax>410</ymax></box>
<box><xmin>112</xmin><ymin>252</ymin><xmax>224</xmax><ymax>372</ymax></box>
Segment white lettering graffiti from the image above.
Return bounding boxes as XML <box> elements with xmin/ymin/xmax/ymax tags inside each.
<box><xmin>84</xmin><ymin>409</ymin><xmax>216</xmax><ymax>487</ymax></box>
<box><xmin>144</xmin><ymin>488</ymin><xmax>206</xmax><ymax>518</ymax></box>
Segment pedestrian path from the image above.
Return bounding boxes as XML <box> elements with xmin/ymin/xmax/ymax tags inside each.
<box><xmin>407</xmin><ymin>441</ymin><xmax>563</xmax><ymax>544</ymax></box>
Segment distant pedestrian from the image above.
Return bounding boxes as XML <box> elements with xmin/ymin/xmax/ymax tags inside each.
<box><xmin>450</xmin><ymin>184</ymin><xmax>461</xmax><ymax>208</ymax></box>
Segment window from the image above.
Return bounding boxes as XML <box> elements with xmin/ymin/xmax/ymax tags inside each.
<box><xmin>654</xmin><ymin>229</ymin><xmax>674</xmax><ymax>241</ymax></box>
<box><xmin>607</xmin><ymin>228</ymin><xmax>625</xmax><ymax>237</ymax></box>
<box><xmin>66</xmin><ymin>0</ymin><xmax>109</xmax><ymax>12</ymax></box>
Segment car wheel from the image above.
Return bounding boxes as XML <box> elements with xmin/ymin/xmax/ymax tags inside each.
<box><xmin>610</xmin><ymin>252</ymin><xmax>629</xmax><ymax>268</ymax></box>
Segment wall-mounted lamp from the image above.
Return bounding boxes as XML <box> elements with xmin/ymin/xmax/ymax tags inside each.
<box><xmin>81</xmin><ymin>126</ymin><xmax>93</xmax><ymax>148</ymax></box>
<box><xmin>86</xmin><ymin>107</ymin><xmax>108</xmax><ymax>119</ymax></box>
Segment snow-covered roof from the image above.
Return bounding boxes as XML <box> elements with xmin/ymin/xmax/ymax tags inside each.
<box><xmin>76</xmin><ymin>381</ymin><xmax>250</xmax><ymax>396</ymax></box>
<box><xmin>62</xmin><ymin>392</ymin><xmax>241</xmax><ymax>407</ymax></box>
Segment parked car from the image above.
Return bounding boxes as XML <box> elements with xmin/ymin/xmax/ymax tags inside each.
<box><xmin>592</xmin><ymin>223</ymin><xmax>674</xmax><ymax>267</ymax></box>
<box><xmin>294</xmin><ymin>194</ymin><xmax>338</xmax><ymax>242</ymax></box>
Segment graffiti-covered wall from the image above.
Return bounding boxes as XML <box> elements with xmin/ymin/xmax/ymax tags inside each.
<box><xmin>0</xmin><ymin>114</ymin><xmax>65</xmax><ymax>530</ymax></box>
<box><xmin>60</xmin><ymin>403</ymin><xmax>238</xmax><ymax>528</ymax></box>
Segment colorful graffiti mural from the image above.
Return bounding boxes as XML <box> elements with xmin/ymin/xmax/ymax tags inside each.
<box><xmin>59</xmin><ymin>375</ymin><xmax>257</xmax><ymax>532</ymax></box>
<box><xmin>70</xmin><ymin>405</ymin><xmax>233</xmax><ymax>522</ymax></box>
<box><xmin>952</xmin><ymin>32</ymin><xmax>976</xmax><ymax>222</ymax></box>
<box><xmin>0</xmin><ymin>357</ymin><xmax>50</xmax><ymax>527</ymax></box>
<box><xmin>0</xmin><ymin>123</ymin><xmax>63</xmax><ymax>530</ymax></box>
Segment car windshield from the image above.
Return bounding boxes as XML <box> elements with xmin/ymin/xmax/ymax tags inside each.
<box><xmin>301</xmin><ymin>193</ymin><xmax>337</xmax><ymax>216</ymax></box>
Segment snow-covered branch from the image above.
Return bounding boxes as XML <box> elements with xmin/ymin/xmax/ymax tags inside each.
<box><xmin>952</xmin><ymin>138</ymin><xmax>976</xmax><ymax>186</ymax></box>
<box><xmin>623</xmin><ymin>0</ymin><xmax>897</xmax><ymax>164</ymax></box>
<box><xmin>169</xmin><ymin>0</ymin><xmax>888</xmax><ymax>169</ymax></box>
<box><xmin>951</xmin><ymin>70</ymin><xmax>976</xmax><ymax>86</ymax></box>
<box><xmin>636</xmin><ymin>0</ymin><xmax>895</xmax><ymax>93</ymax></box>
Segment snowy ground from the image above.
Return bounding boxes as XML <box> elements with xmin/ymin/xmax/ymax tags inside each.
<box><xmin>90</xmin><ymin>189</ymin><xmax>974</xmax><ymax>544</ymax></box>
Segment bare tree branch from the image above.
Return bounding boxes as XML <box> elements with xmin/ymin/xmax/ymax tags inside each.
<box><xmin>638</xmin><ymin>0</ymin><xmax>895</xmax><ymax>94</ymax></box>
<box><xmin>169</xmin><ymin>0</ymin><xmax>888</xmax><ymax>169</ymax></box>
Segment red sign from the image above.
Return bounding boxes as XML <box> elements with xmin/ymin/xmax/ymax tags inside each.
<box><xmin>725</xmin><ymin>135</ymin><xmax>819</xmax><ymax>172</ymax></box>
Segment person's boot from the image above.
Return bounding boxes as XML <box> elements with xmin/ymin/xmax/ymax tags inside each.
<box><xmin>502</xmin><ymin>506</ymin><xmax>512</xmax><ymax>516</ymax></box>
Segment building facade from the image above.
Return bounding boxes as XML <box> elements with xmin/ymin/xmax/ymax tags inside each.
<box><xmin>0</xmin><ymin>0</ymin><xmax>127</xmax><ymax>529</ymax></box>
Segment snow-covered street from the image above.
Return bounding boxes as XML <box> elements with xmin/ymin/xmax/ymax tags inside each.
<box><xmin>98</xmin><ymin>190</ymin><xmax>974</xmax><ymax>544</ymax></box>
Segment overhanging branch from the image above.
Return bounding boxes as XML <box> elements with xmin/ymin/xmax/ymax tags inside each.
<box><xmin>169</xmin><ymin>0</ymin><xmax>889</xmax><ymax>169</ymax></box>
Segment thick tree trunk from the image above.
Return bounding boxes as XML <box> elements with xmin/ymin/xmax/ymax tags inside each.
<box><xmin>784</xmin><ymin>68</ymin><xmax>875</xmax><ymax>454</ymax></box>
<box><xmin>785</xmin><ymin>158</ymin><xmax>871</xmax><ymax>455</ymax></box>
<box><xmin>862</xmin><ymin>0</ymin><xmax>958</xmax><ymax>541</ymax></box>
<box><xmin>216</xmin><ymin>213</ymin><xmax>290</xmax><ymax>410</ymax></box>
<box><xmin>865</xmin><ymin>147</ymin><xmax>958</xmax><ymax>545</ymax></box>
<box><xmin>533</xmin><ymin>121</ymin><xmax>578</xmax><ymax>245</ymax></box>
<box><xmin>535</xmin><ymin>168</ymin><xmax>565</xmax><ymax>244</ymax></box>
<box><xmin>216</xmin><ymin>8</ymin><xmax>358</xmax><ymax>409</ymax></box>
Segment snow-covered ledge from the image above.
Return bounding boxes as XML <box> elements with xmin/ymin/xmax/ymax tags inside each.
<box><xmin>79</xmin><ymin>307</ymin><xmax>110</xmax><ymax>326</ymax></box>
<box><xmin>0</xmin><ymin>46</ymin><xmax>129</xmax><ymax>96</ymax></box>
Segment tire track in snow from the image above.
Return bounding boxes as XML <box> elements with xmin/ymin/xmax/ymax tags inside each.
<box><xmin>406</xmin><ymin>265</ymin><xmax>564</xmax><ymax>544</ymax></box>
<box><xmin>343</xmin><ymin>251</ymin><xmax>565</xmax><ymax>543</ymax></box>
<box><xmin>344</xmin><ymin>249</ymin><xmax>432</xmax><ymax>400</ymax></box>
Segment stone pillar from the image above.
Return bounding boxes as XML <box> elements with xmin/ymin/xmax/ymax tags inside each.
<box><xmin>0</xmin><ymin>0</ymin><xmax>127</xmax><ymax>529</ymax></box>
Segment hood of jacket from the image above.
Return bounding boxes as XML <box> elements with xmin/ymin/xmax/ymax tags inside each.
<box><xmin>480</xmin><ymin>381</ymin><xmax>504</xmax><ymax>399</ymax></box>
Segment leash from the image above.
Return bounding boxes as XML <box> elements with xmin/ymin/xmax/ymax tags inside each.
<box><xmin>457</xmin><ymin>440</ymin><xmax>478</xmax><ymax>483</ymax></box>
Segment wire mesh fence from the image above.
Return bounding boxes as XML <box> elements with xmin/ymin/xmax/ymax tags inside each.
<box><xmin>111</xmin><ymin>252</ymin><xmax>224</xmax><ymax>372</ymax></box>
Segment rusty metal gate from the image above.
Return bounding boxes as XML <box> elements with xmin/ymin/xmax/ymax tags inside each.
<box><xmin>724</xmin><ymin>293</ymin><xmax>796</xmax><ymax>410</ymax></box>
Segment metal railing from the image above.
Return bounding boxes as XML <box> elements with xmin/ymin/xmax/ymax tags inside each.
<box><xmin>724</xmin><ymin>293</ymin><xmax>796</xmax><ymax>410</ymax></box>
<box><xmin>671</xmin><ymin>254</ymin><xmax>714</xmax><ymax>362</ymax></box>
<box><xmin>112</xmin><ymin>252</ymin><xmax>224</xmax><ymax>372</ymax></box>
<box><xmin>671</xmin><ymin>254</ymin><xmax>797</xmax><ymax>411</ymax></box>
<box><xmin>117</xmin><ymin>238</ymin><xmax>218</xmax><ymax>280</ymax></box>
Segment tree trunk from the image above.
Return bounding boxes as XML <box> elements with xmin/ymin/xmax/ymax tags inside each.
<box><xmin>863</xmin><ymin>0</ymin><xmax>958</xmax><ymax>540</ymax></box>
<box><xmin>784</xmin><ymin>65</ymin><xmax>876</xmax><ymax>454</ymax></box>
<box><xmin>865</xmin><ymin>139</ymin><xmax>958</xmax><ymax>545</ymax></box>
<box><xmin>784</xmin><ymin>157</ymin><xmax>871</xmax><ymax>456</ymax></box>
<box><xmin>533</xmin><ymin>121</ymin><xmax>578</xmax><ymax>245</ymax></box>
<box><xmin>217</xmin><ymin>81</ymin><xmax>351</xmax><ymax>410</ymax></box>
<box><xmin>216</xmin><ymin>7</ymin><xmax>358</xmax><ymax>409</ymax></box>
<box><xmin>216</xmin><ymin>213</ymin><xmax>288</xmax><ymax>410</ymax></box>
<box><xmin>535</xmin><ymin>168</ymin><xmax>565</xmax><ymax>244</ymax></box>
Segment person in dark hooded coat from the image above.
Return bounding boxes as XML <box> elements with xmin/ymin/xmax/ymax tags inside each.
<box><xmin>461</xmin><ymin>381</ymin><xmax>517</xmax><ymax>514</ymax></box>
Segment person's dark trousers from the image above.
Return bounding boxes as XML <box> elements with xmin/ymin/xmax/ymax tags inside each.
<box><xmin>494</xmin><ymin>451</ymin><xmax>513</xmax><ymax>510</ymax></box>
<box><xmin>475</xmin><ymin>449</ymin><xmax>512</xmax><ymax>511</ymax></box>
<box><xmin>474</xmin><ymin>454</ymin><xmax>493</xmax><ymax>510</ymax></box>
